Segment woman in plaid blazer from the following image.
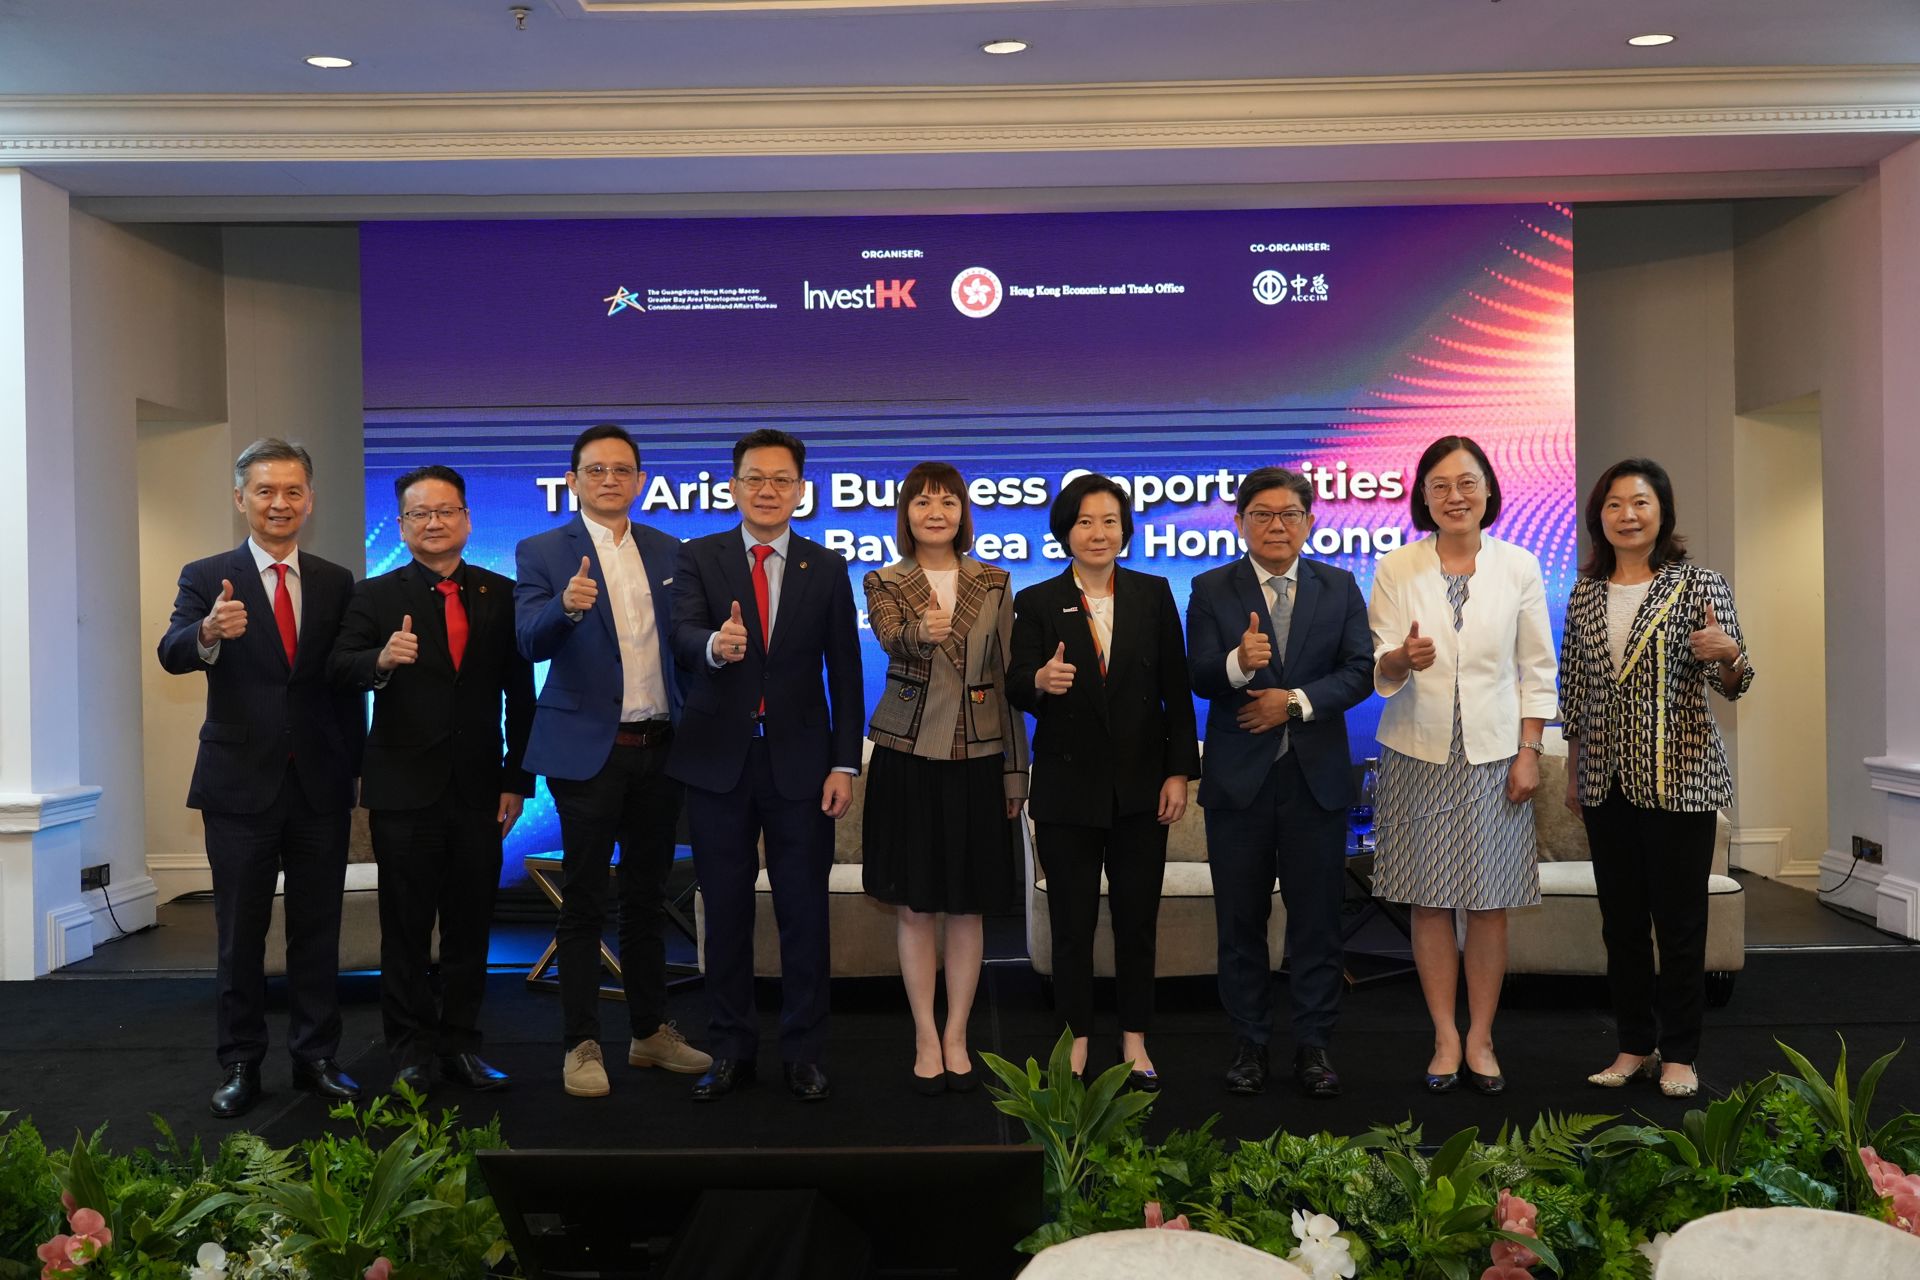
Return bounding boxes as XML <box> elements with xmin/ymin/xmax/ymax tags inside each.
<box><xmin>862</xmin><ymin>461</ymin><xmax>1029</xmax><ymax>1095</ymax></box>
<box><xmin>1560</xmin><ymin>457</ymin><xmax>1754</xmax><ymax>1098</ymax></box>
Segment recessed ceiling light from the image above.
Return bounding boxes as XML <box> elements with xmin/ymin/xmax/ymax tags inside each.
<box><xmin>981</xmin><ymin>39</ymin><xmax>1029</xmax><ymax>56</ymax></box>
<box><xmin>305</xmin><ymin>56</ymin><xmax>354</xmax><ymax>69</ymax></box>
<box><xmin>1626</xmin><ymin>34</ymin><xmax>1675</xmax><ymax>47</ymax></box>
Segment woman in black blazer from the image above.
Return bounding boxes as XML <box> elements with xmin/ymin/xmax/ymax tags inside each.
<box><xmin>1008</xmin><ymin>474</ymin><xmax>1200</xmax><ymax>1087</ymax></box>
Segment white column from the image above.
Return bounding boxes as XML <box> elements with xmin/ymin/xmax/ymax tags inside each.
<box><xmin>1870</xmin><ymin>138</ymin><xmax>1920</xmax><ymax>938</ymax></box>
<box><xmin>0</xmin><ymin>168</ymin><xmax>99</xmax><ymax>977</ymax></box>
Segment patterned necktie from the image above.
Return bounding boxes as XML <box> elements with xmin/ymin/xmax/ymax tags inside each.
<box><xmin>751</xmin><ymin>543</ymin><xmax>774</xmax><ymax>713</ymax></box>
<box><xmin>436</xmin><ymin>579</ymin><xmax>467</xmax><ymax>672</ymax></box>
<box><xmin>1266</xmin><ymin>573</ymin><xmax>1292</xmax><ymax>759</ymax></box>
<box><xmin>271</xmin><ymin>563</ymin><xmax>297</xmax><ymax>667</ymax></box>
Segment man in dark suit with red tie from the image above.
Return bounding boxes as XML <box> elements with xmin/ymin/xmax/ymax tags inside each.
<box><xmin>329</xmin><ymin>465</ymin><xmax>535</xmax><ymax>1096</ymax></box>
<box><xmin>157</xmin><ymin>438</ymin><xmax>365</xmax><ymax>1119</ymax></box>
<box><xmin>668</xmin><ymin>428</ymin><xmax>864</xmax><ymax>1103</ymax></box>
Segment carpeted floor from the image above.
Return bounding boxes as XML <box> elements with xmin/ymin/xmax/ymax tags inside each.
<box><xmin>6</xmin><ymin>950</ymin><xmax>1918</xmax><ymax>1156</ymax></box>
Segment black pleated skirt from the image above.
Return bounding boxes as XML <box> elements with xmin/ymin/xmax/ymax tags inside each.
<box><xmin>861</xmin><ymin>745</ymin><xmax>1019</xmax><ymax>915</ymax></box>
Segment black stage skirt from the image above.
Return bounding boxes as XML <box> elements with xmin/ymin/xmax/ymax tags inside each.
<box><xmin>861</xmin><ymin>745</ymin><xmax>1019</xmax><ymax>915</ymax></box>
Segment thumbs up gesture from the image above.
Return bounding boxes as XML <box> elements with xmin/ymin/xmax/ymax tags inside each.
<box><xmin>377</xmin><ymin>613</ymin><xmax>419</xmax><ymax>673</ymax></box>
<box><xmin>1237</xmin><ymin>611</ymin><xmax>1272</xmax><ymax>671</ymax></box>
<box><xmin>1689</xmin><ymin>599</ymin><xmax>1738</xmax><ymax>663</ymax></box>
<box><xmin>562</xmin><ymin>555</ymin><xmax>598</xmax><ymax>614</ymax></box>
<box><xmin>922</xmin><ymin>595</ymin><xmax>954</xmax><ymax>645</ymax></box>
<box><xmin>1035</xmin><ymin>641</ymin><xmax>1077</xmax><ymax>695</ymax></box>
<box><xmin>716</xmin><ymin>599</ymin><xmax>751</xmax><ymax>663</ymax></box>
<box><xmin>199</xmin><ymin>578</ymin><xmax>249</xmax><ymax>645</ymax></box>
<box><xmin>1402</xmin><ymin>619</ymin><xmax>1437</xmax><ymax>671</ymax></box>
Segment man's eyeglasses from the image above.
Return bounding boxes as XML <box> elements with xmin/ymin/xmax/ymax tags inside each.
<box><xmin>401</xmin><ymin>507</ymin><xmax>468</xmax><ymax>525</ymax></box>
<box><xmin>577</xmin><ymin>464</ymin><xmax>639</xmax><ymax>481</ymax></box>
<box><xmin>736</xmin><ymin>474</ymin><xmax>800</xmax><ymax>494</ymax></box>
<box><xmin>1243</xmin><ymin>508</ymin><xmax>1309</xmax><ymax>528</ymax></box>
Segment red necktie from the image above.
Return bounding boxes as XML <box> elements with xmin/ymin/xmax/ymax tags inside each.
<box><xmin>751</xmin><ymin>543</ymin><xmax>774</xmax><ymax>713</ymax></box>
<box><xmin>436</xmin><ymin>579</ymin><xmax>468</xmax><ymax>672</ymax></box>
<box><xmin>271</xmin><ymin>563</ymin><xmax>297</xmax><ymax>667</ymax></box>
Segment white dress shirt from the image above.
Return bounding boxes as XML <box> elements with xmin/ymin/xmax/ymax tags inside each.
<box><xmin>1223</xmin><ymin>554</ymin><xmax>1314</xmax><ymax>719</ymax></box>
<box><xmin>586</xmin><ymin>517</ymin><xmax>671</xmax><ymax>722</ymax></box>
<box><xmin>707</xmin><ymin>525</ymin><xmax>792</xmax><ymax>663</ymax></box>
<box><xmin>198</xmin><ymin>538</ymin><xmax>301</xmax><ymax>663</ymax></box>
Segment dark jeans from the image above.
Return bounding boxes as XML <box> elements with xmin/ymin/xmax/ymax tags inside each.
<box><xmin>549</xmin><ymin>734</ymin><xmax>683</xmax><ymax>1049</ymax></box>
<box><xmin>687</xmin><ymin>740</ymin><xmax>835</xmax><ymax>1063</ymax></box>
<box><xmin>369</xmin><ymin>788</ymin><xmax>503</xmax><ymax>1067</ymax></box>
<box><xmin>1037</xmin><ymin>813</ymin><xmax>1169</xmax><ymax>1038</ymax></box>
<box><xmin>203</xmin><ymin>765</ymin><xmax>350</xmax><ymax>1067</ymax></box>
<box><xmin>1583</xmin><ymin>781</ymin><xmax>1718</xmax><ymax>1063</ymax></box>
<box><xmin>1205</xmin><ymin>749</ymin><xmax>1349</xmax><ymax>1048</ymax></box>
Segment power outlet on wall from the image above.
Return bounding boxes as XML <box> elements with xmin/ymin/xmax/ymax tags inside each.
<box><xmin>1852</xmin><ymin>836</ymin><xmax>1884</xmax><ymax>864</ymax></box>
<box><xmin>80</xmin><ymin>863</ymin><xmax>111</xmax><ymax>892</ymax></box>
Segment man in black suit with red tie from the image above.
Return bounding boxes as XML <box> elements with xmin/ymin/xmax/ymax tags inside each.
<box><xmin>668</xmin><ymin>428</ymin><xmax>864</xmax><ymax>1103</ymax></box>
<box><xmin>157</xmin><ymin>438</ymin><xmax>365</xmax><ymax>1119</ymax></box>
<box><xmin>329</xmin><ymin>465</ymin><xmax>535</xmax><ymax>1096</ymax></box>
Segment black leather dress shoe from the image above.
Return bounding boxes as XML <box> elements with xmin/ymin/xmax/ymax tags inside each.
<box><xmin>1293</xmin><ymin>1046</ymin><xmax>1341</xmax><ymax>1099</ymax></box>
<box><xmin>210</xmin><ymin>1062</ymin><xmax>262</xmax><ymax>1119</ymax></box>
<box><xmin>292</xmin><ymin>1058</ymin><xmax>362</xmax><ymax>1101</ymax></box>
<box><xmin>392</xmin><ymin>1064</ymin><xmax>432</xmax><ymax>1096</ymax></box>
<box><xmin>785</xmin><ymin>1061</ymin><xmax>831</xmax><ymax>1102</ymax></box>
<box><xmin>690</xmin><ymin>1058</ymin><xmax>756</xmax><ymax>1102</ymax></box>
<box><xmin>1225</xmin><ymin>1039</ymin><xmax>1269</xmax><ymax>1095</ymax></box>
<box><xmin>439</xmin><ymin>1052</ymin><xmax>510</xmax><ymax>1091</ymax></box>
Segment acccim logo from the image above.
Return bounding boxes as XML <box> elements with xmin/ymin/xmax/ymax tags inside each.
<box><xmin>602</xmin><ymin>286</ymin><xmax>645</xmax><ymax>316</ymax></box>
<box><xmin>950</xmin><ymin>266</ymin><xmax>1004</xmax><ymax>319</ymax></box>
<box><xmin>1251</xmin><ymin>270</ymin><xmax>1288</xmax><ymax>306</ymax></box>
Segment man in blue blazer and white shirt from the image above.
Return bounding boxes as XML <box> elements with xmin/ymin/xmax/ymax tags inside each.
<box><xmin>1187</xmin><ymin>466</ymin><xmax>1375</xmax><ymax>1099</ymax></box>
<box><xmin>156</xmin><ymin>438</ymin><xmax>365</xmax><ymax>1120</ymax></box>
<box><xmin>514</xmin><ymin>424</ymin><xmax>713</xmax><ymax>1099</ymax></box>
<box><xmin>667</xmin><ymin>427</ymin><xmax>864</xmax><ymax>1103</ymax></box>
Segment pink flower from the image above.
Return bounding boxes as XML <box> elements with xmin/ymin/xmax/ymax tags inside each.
<box><xmin>36</xmin><ymin>1234</ymin><xmax>74</xmax><ymax>1266</ymax></box>
<box><xmin>1481</xmin><ymin>1266</ymin><xmax>1534</xmax><ymax>1280</ymax></box>
<box><xmin>1496</xmin><ymin>1189</ymin><xmax>1539</xmax><ymax>1238</ymax></box>
<box><xmin>364</xmin><ymin>1259</ymin><xmax>394</xmax><ymax>1280</ymax></box>
<box><xmin>1142</xmin><ymin>1202</ymin><xmax>1191</xmax><ymax>1231</ymax></box>
<box><xmin>1491</xmin><ymin>1238</ymin><xmax>1541</xmax><ymax>1270</ymax></box>
<box><xmin>60</xmin><ymin>1193</ymin><xmax>76</xmax><ymax>1214</ymax></box>
<box><xmin>65</xmin><ymin>1208</ymin><xmax>111</xmax><ymax>1250</ymax></box>
<box><xmin>1861</xmin><ymin>1147</ymin><xmax>1920</xmax><ymax>1234</ymax></box>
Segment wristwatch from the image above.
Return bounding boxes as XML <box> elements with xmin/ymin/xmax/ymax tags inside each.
<box><xmin>1286</xmin><ymin>691</ymin><xmax>1304</xmax><ymax>722</ymax></box>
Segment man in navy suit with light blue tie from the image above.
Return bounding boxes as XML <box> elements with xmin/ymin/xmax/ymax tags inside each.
<box><xmin>668</xmin><ymin>428</ymin><xmax>864</xmax><ymax>1103</ymax></box>
<box><xmin>514</xmin><ymin>424</ymin><xmax>713</xmax><ymax>1099</ymax></box>
<box><xmin>1187</xmin><ymin>466</ymin><xmax>1374</xmax><ymax>1099</ymax></box>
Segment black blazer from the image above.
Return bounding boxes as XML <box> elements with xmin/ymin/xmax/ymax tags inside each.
<box><xmin>1007</xmin><ymin>565</ymin><xmax>1201</xmax><ymax>828</ymax></box>
<box><xmin>665</xmin><ymin>529</ymin><xmax>865</xmax><ymax>801</ymax></box>
<box><xmin>328</xmin><ymin>560</ymin><xmax>536</xmax><ymax>812</ymax></box>
<box><xmin>156</xmin><ymin>542</ymin><xmax>363</xmax><ymax>815</ymax></box>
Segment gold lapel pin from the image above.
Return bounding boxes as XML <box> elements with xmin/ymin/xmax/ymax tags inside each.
<box><xmin>478</xmin><ymin>584</ymin><xmax>489</xmax><ymax>594</ymax></box>
<box><xmin>798</xmin><ymin>560</ymin><xmax>809</xmax><ymax>570</ymax></box>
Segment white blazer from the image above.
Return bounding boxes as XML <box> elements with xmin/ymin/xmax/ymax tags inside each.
<box><xmin>1367</xmin><ymin>534</ymin><xmax>1559</xmax><ymax>766</ymax></box>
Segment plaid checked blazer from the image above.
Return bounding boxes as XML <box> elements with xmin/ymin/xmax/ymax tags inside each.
<box><xmin>1559</xmin><ymin>561</ymin><xmax>1754</xmax><ymax>812</ymax></box>
<box><xmin>863</xmin><ymin>554</ymin><xmax>1030</xmax><ymax>802</ymax></box>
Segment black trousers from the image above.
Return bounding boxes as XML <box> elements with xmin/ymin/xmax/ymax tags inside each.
<box><xmin>1205</xmin><ymin>749</ymin><xmax>1349</xmax><ymax>1049</ymax></box>
<box><xmin>688</xmin><ymin>740</ymin><xmax>834</xmax><ymax>1063</ymax></box>
<box><xmin>548</xmin><ymin>734</ymin><xmax>683</xmax><ymax>1049</ymax></box>
<box><xmin>1036</xmin><ymin>813</ymin><xmax>1169</xmax><ymax>1038</ymax></box>
<box><xmin>369</xmin><ymin>788</ymin><xmax>502</xmax><ymax>1067</ymax></box>
<box><xmin>203</xmin><ymin>765</ymin><xmax>350</xmax><ymax>1067</ymax></box>
<box><xmin>1582</xmin><ymin>781</ymin><xmax>1718</xmax><ymax>1063</ymax></box>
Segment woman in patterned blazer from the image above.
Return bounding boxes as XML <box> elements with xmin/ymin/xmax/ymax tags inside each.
<box><xmin>862</xmin><ymin>461</ymin><xmax>1029</xmax><ymax>1095</ymax></box>
<box><xmin>1561</xmin><ymin>457</ymin><xmax>1753</xmax><ymax>1099</ymax></box>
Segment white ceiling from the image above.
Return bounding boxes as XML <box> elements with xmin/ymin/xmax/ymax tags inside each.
<box><xmin>2</xmin><ymin>0</ymin><xmax>1917</xmax><ymax>213</ymax></box>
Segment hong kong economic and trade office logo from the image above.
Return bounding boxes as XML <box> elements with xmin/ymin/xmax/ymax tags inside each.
<box><xmin>950</xmin><ymin>266</ymin><xmax>1004</xmax><ymax>318</ymax></box>
<box><xmin>602</xmin><ymin>286</ymin><xmax>645</xmax><ymax>316</ymax></box>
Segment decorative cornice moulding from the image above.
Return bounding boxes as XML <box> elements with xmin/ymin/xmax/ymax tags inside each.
<box><xmin>3</xmin><ymin>65</ymin><xmax>1917</xmax><ymax>163</ymax></box>
<box><xmin>1866</xmin><ymin>755</ymin><xmax>1920</xmax><ymax>799</ymax></box>
<box><xmin>0</xmin><ymin>786</ymin><xmax>104</xmax><ymax>834</ymax></box>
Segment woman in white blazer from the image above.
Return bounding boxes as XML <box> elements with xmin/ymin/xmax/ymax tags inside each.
<box><xmin>1366</xmin><ymin>436</ymin><xmax>1558</xmax><ymax>1096</ymax></box>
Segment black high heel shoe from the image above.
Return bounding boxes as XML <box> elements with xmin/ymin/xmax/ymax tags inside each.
<box><xmin>1118</xmin><ymin>1043</ymin><xmax>1162</xmax><ymax>1093</ymax></box>
<box><xmin>1424</xmin><ymin>1069</ymin><xmax>1460</xmax><ymax>1094</ymax></box>
<box><xmin>1464</xmin><ymin>1067</ymin><xmax>1506</xmax><ymax>1096</ymax></box>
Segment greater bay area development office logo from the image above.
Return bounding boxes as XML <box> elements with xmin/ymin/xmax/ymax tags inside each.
<box><xmin>602</xmin><ymin>286</ymin><xmax>645</xmax><ymax>316</ymax></box>
<box><xmin>951</xmin><ymin>266</ymin><xmax>1004</xmax><ymax>319</ymax></box>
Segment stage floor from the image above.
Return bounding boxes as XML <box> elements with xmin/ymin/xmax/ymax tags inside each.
<box><xmin>8</xmin><ymin>945</ymin><xmax>1920</xmax><ymax>1157</ymax></box>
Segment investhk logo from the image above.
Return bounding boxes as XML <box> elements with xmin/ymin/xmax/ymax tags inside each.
<box><xmin>802</xmin><ymin>279</ymin><xmax>917</xmax><ymax>310</ymax></box>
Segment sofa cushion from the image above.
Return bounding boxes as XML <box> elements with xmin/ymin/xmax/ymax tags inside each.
<box><xmin>1538</xmin><ymin>862</ymin><xmax>1744</xmax><ymax>898</ymax></box>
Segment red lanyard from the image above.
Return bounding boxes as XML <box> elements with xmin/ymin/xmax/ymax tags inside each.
<box><xmin>1073</xmin><ymin>573</ymin><xmax>1109</xmax><ymax>680</ymax></box>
